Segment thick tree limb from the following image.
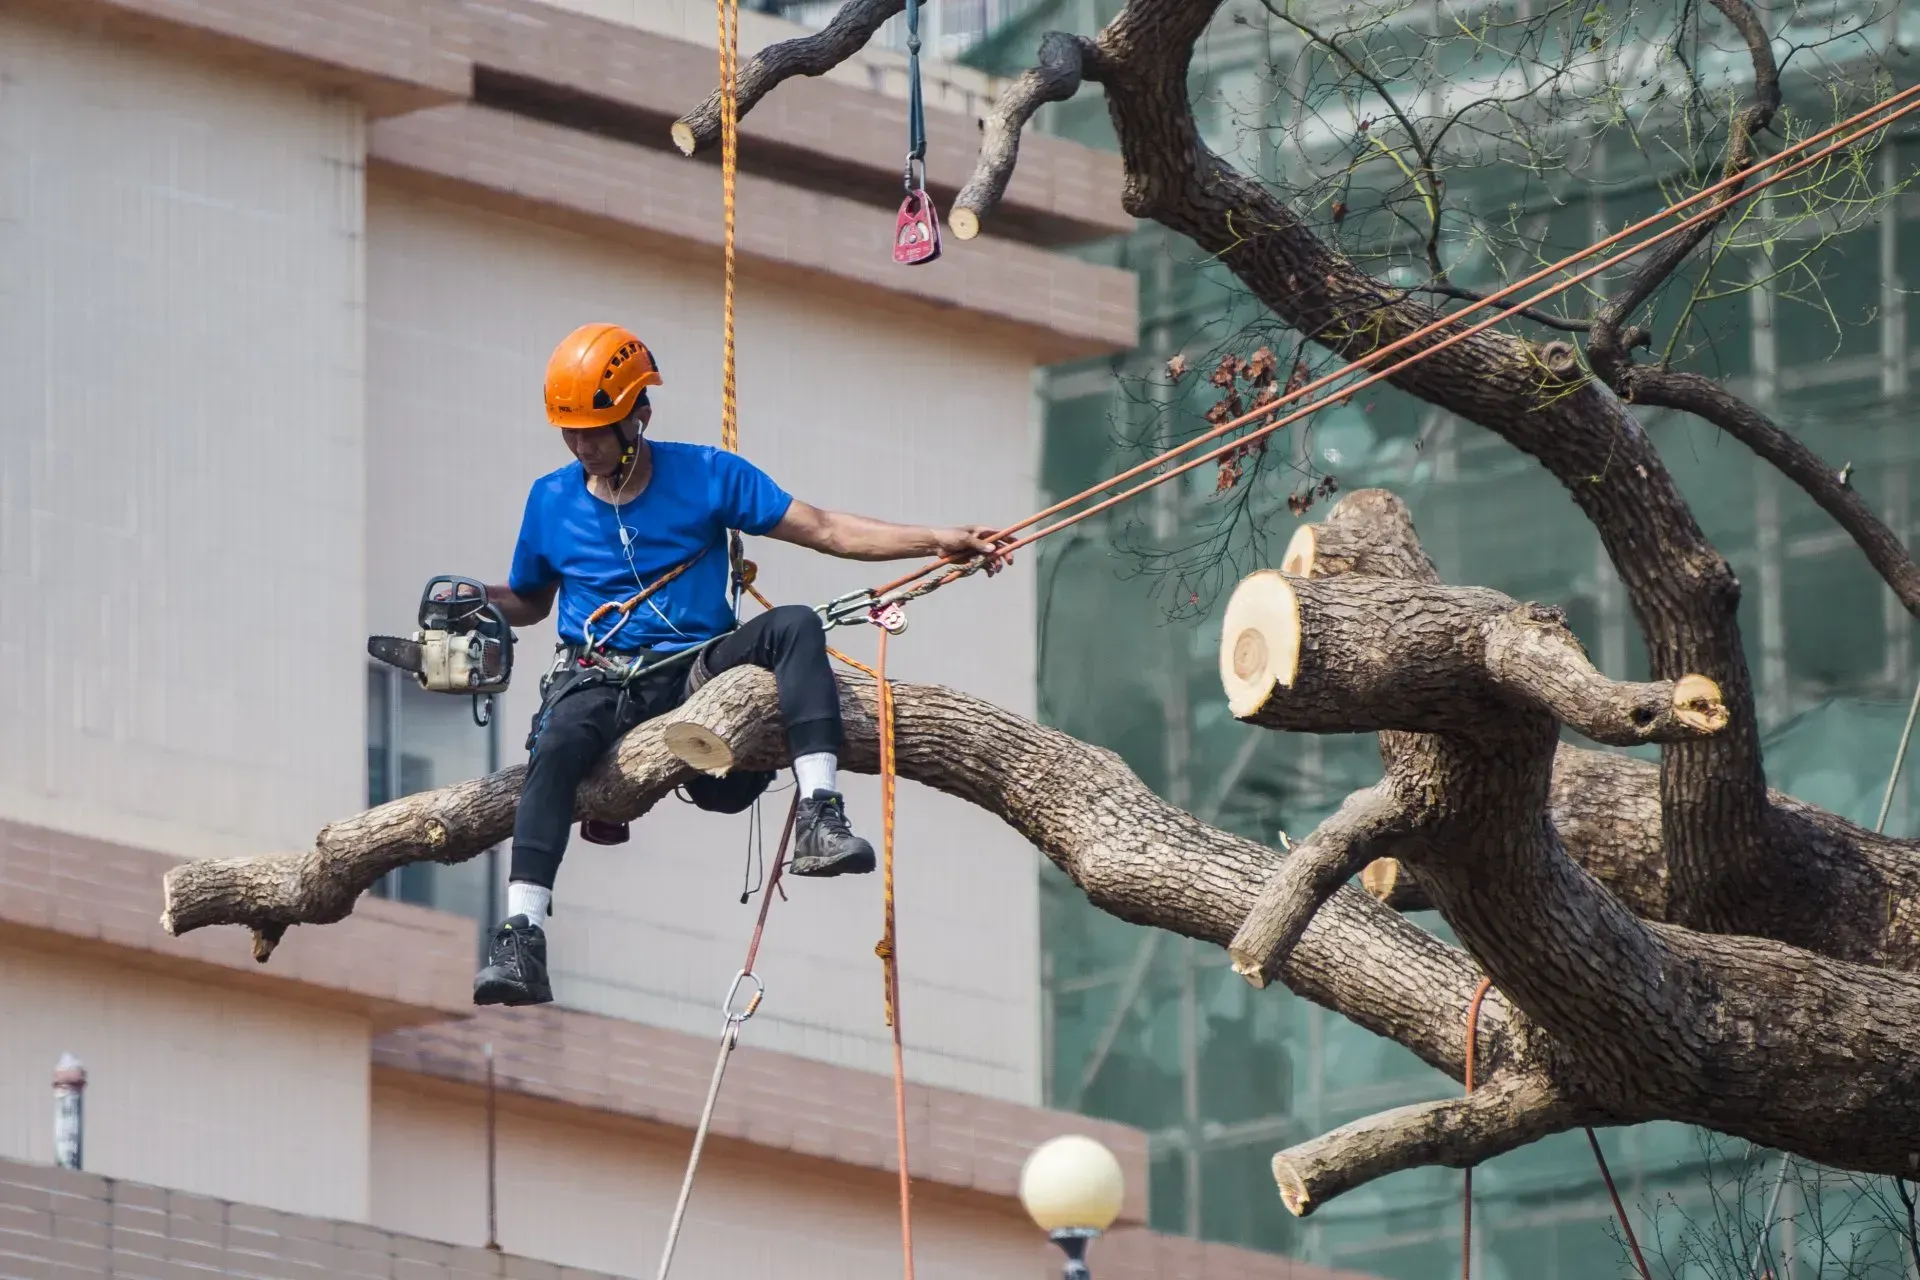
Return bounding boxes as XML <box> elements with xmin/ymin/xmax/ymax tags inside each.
<box><xmin>1218</xmin><ymin>571</ymin><xmax>1727</xmax><ymax>747</ymax></box>
<box><xmin>163</xmin><ymin>668</ymin><xmax>1505</xmax><ymax>1084</ymax></box>
<box><xmin>950</xmin><ymin>32</ymin><xmax>1101</xmax><ymax>240</ymax></box>
<box><xmin>1300</xmin><ymin>491</ymin><xmax>1920</xmax><ymax>970</ymax></box>
<box><xmin>1623</xmin><ymin>367</ymin><xmax>1920</xmax><ymax>618</ymax></box>
<box><xmin>1273</xmin><ymin>1074</ymin><xmax>1581</xmax><ymax>1218</ymax></box>
<box><xmin>1229</xmin><ymin>782</ymin><xmax>1413</xmax><ymax>985</ymax></box>
<box><xmin>670</xmin><ymin>0</ymin><xmax>904</xmax><ymax>157</ymax></box>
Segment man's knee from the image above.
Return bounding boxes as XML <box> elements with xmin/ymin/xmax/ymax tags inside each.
<box><xmin>765</xmin><ymin>604</ymin><xmax>827</xmax><ymax>652</ymax></box>
<box><xmin>528</xmin><ymin>688</ymin><xmax>618</xmax><ymax>768</ymax></box>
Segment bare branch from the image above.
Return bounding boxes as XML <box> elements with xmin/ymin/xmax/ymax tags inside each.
<box><xmin>1590</xmin><ymin>0</ymin><xmax>1782</xmax><ymax>372</ymax></box>
<box><xmin>1229</xmin><ymin>782</ymin><xmax>1414</xmax><ymax>985</ymax></box>
<box><xmin>951</xmin><ymin>32</ymin><xmax>1102</xmax><ymax>240</ymax></box>
<box><xmin>1625</xmin><ymin>367</ymin><xmax>1920</xmax><ymax>618</ymax></box>
<box><xmin>672</xmin><ymin>0</ymin><xmax>905</xmax><ymax>156</ymax></box>
<box><xmin>1413</xmin><ymin>281</ymin><xmax>1593</xmax><ymax>334</ymax></box>
<box><xmin>1273</xmin><ymin>1074</ymin><xmax>1581</xmax><ymax>1218</ymax></box>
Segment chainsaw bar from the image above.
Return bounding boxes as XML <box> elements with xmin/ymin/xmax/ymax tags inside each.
<box><xmin>367</xmin><ymin>636</ymin><xmax>426</xmax><ymax>675</ymax></box>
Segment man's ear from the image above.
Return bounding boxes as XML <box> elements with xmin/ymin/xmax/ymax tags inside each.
<box><xmin>635</xmin><ymin>404</ymin><xmax>653</xmax><ymax>432</ymax></box>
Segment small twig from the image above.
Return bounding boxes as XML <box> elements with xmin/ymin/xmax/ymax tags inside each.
<box><xmin>1414</xmin><ymin>281</ymin><xmax>1593</xmax><ymax>333</ymax></box>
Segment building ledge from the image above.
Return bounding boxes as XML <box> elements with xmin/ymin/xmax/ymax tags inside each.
<box><xmin>18</xmin><ymin>0</ymin><xmax>1131</xmax><ymax>250</ymax></box>
<box><xmin>370</xmin><ymin>103</ymin><xmax>1137</xmax><ymax>361</ymax></box>
<box><xmin>0</xmin><ymin>1155</ymin><xmax>1383</xmax><ymax>1279</ymax></box>
<box><xmin>9</xmin><ymin>0</ymin><xmax>471</xmax><ymax>118</ymax></box>
<box><xmin>373</xmin><ymin>1003</ymin><xmax>1151</xmax><ymax>1223</ymax></box>
<box><xmin>448</xmin><ymin>0</ymin><xmax>1133</xmax><ymax>248</ymax></box>
<box><xmin>0</xmin><ymin>1158</ymin><xmax>620</xmax><ymax>1280</ymax></box>
<box><xmin>0</xmin><ymin>819</ymin><xmax>476</xmax><ymax>1032</ymax></box>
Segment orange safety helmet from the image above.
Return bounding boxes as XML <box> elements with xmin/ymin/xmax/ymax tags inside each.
<box><xmin>544</xmin><ymin>323</ymin><xmax>663</xmax><ymax>429</ymax></box>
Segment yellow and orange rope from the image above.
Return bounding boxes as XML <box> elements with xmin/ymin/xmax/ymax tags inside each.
<box><xmin>708</xmin><ymin>2</ymin><xmax>915</xmax><ymax>1272</ymax></box>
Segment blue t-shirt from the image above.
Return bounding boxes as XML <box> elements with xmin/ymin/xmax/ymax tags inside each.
<box><xmin>508</xmin><ymin>442</ymin><xmax>794</xmax><ymax>653</ymax></box>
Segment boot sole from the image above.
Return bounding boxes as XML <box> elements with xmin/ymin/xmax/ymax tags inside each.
<box><xmin>473</xmin><ymin>976</ymin><xmax>555</xmax><ymax>1007</ymax></box>
<box><xmin>788</xmin><ymin>849</ymin><xmax>878</xmax><ymax>878</ymax></box>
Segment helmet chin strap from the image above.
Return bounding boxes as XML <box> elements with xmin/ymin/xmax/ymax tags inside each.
<box><xmin>609</xmin><ymin>417</ymin><xmax>642</xmax><ymax>491</ymax></box>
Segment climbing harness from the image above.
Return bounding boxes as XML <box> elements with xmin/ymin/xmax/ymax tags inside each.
<box><xmin>1461</xmin><ymin>978</ymin><xmax>1650</xmax><ymax>1280</ymax></box>
<box><xmin>655</xmin><ymin>796</ymin><xmax>796</xmax><ymax>1280</ymax></box>
<box><xmin>892</xmin><ymin>0</ymin><xmax>941</xmax><ymax>266</ymax></box>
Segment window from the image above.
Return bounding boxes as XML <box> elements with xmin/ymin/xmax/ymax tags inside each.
<box><xmin>366</xmin><ymin>665</ymin><xmax>502</xmax><ymax>946</ymax></box>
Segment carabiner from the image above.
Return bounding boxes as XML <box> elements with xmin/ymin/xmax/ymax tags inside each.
<box><xmin>723</xmin><ymin>969</ymin><xmax>764</xmax><ymax>1024</ymax></box>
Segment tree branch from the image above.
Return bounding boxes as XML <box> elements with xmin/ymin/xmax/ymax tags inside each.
<box><xmin>1229</xmin><ymin>782</ymin><xmax>1414</xmax><ymax>985</ymax></box>
<box><xmin>671</xmin><ymin>0</ymin><xmax>905</xmax><ymax>156</ymax></box>
<box><xmin>163</xmin><ymin>667</ymin><xmax>1501</xmax><ymax>1084</ymax></box>
<box><xmin>1589</xmin><ymin>0</ymin><xmax>1781</xmax><ymax>358</ymax></box>
<box><xmin>950</xmin><ymin>32</ymin><xmax>1102</xmax><ymax>240</ymax></box>
<box><xmin>1624</xmin><ymin>367</ymin><xmax>1920</xmax><ymax>618</ymax></box>
<box><xmin>1218</xmin><ymin>570</ymin><xmax>1727</xmax><ymax>748</ymax></box>
<box><xmin>1298</xmin><ymin>490</ymin><xmax>1920</xmax><ymax>972</ymax></box>
<box><xmin>1414</xmin><ymin>281</ymin><xmax>1593</xmax><ymax>335</ymax></box>
<box><xmin>1273</xmin><ymin>1074</ymin><xmax>1581</xmax><ymax>1218</ymax></box>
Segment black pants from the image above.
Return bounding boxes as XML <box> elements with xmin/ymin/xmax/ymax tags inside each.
<box><xmin>510</xmin><ymin>604</ymin><xmax>843</xmax><ymax>890</ymax></box>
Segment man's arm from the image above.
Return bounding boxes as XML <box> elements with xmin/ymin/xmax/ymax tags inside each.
<box><xmin>768</xmin><ymin>500</ymin><xmax>1013</xmax><ymax>565</ymax></box>
<box><xmin>483</xmin><ymin>581</ymin><xmax>557</xmax><ymax>627</ymax></box>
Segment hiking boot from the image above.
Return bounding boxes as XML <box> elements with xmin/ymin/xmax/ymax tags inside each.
<box><xmin>790</xmin><ymin>789</ymin><xmax>877</xmax><ymax>878</ymax></box>
<box><xmin>473</xmin><ymin>914</ymin><xmax>554</xmax><ymax>1007</ymax></box>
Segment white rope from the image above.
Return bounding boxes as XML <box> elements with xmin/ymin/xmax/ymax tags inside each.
<box><xmin>655</xmin><ymin>1020</ymin><xmax>741</xmax><ymax>1280</ymax></box>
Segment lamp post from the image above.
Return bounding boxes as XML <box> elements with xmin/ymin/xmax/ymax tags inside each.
<box><xmin>1019</xmin><ymin>1135</ymin><xmax>1125</xmax><ymax>1279</ymax></box>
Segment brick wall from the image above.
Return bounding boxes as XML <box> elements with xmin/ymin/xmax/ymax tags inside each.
<box><xmin>0</xmin><ymin>1156</ymin><xmax>1383</xmax><ymax>1280</ymax></box>
<box><xmin>0</xmin><ymin>1158</ymin><xmax>620</xmax><ymax>1280</ymax></box>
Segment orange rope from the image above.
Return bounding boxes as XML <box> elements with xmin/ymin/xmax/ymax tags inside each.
<box><xmin>873</xmin><ymin>628</ymin><xmax>916</xmax><ymax>1278</ymax></box>
<box><xmin>716</xmin><ymin>0</ymin><xmax>740</xmax><ymax>455</ymax></box>
<box><xmin>584</xmin><ymin>557</ymin><xmax>699</xmax><ymax>647</ymax></box>
<box><xmin>1586</xmin><ymin>1128</ymin><xmax>1653</xmax><ymax>1280</ymax></box>
<box><xmin>868</xmin><ymin>84</ymin><xmax>1920</xmax><ymax>602</ymax></box>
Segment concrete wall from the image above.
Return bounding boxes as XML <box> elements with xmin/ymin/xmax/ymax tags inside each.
<box><xmin>0</xmin><ymin>945</ymin><xmax>371</xmax><ymax>1222</ymax></box>
<box><xmin>0</xmin><ymin>9</ymin><xmax>369</xmax><ymax>861</ymax></box>
<box><xmin>368</xmin><ymin>1076</ymin><xmax>1050</xmax><ymax>1279</ymax></box>
<box><xmin>364</xmin><ymin>181</ymin><xmax>1044</xmax><ymax>1104</ymax></box>
<box><xmin>526</xmin><ymin>0</ymin><xmax>1004</xmax><ymax>116</ymax></box>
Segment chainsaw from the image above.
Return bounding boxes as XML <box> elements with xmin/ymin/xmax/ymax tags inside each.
<box><xmin>368</xmin><ymin>575</ymin><xmax>516</xmax><ymax>727</ymax></box>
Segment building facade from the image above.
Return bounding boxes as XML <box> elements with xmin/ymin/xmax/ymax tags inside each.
<box><xmin>0</xmin><ymin>0</ymin><xmax>1380</xmax><ymax>1275</ymax></box>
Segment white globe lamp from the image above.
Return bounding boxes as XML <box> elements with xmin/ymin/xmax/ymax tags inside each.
<box><xmin>1020</xmin><ymin>1134</ymin><xmax>1125</xmax><ymax>1278</ymax></box>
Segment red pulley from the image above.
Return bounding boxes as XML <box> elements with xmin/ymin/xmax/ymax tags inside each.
<box><xmin>893</xmin><ymin>188</ymin><xmax>941</xmax><ymax>266</ymax></box>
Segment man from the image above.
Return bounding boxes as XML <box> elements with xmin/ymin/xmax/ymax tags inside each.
<box><xmin>471</xmin><ymin>322</ymin><xmax>1009</xmax><ymax>1007</ymax></box>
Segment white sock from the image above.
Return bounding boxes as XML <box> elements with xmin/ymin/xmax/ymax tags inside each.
<box><xmin>507</xmin><ymin>881</ymin><xmax>552</xmax><ymax>929</ymax></box>
<box><xmin>793</xmin><ymin>752</ymin><xmax>838</xmax><ymax>797</ymax></box>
